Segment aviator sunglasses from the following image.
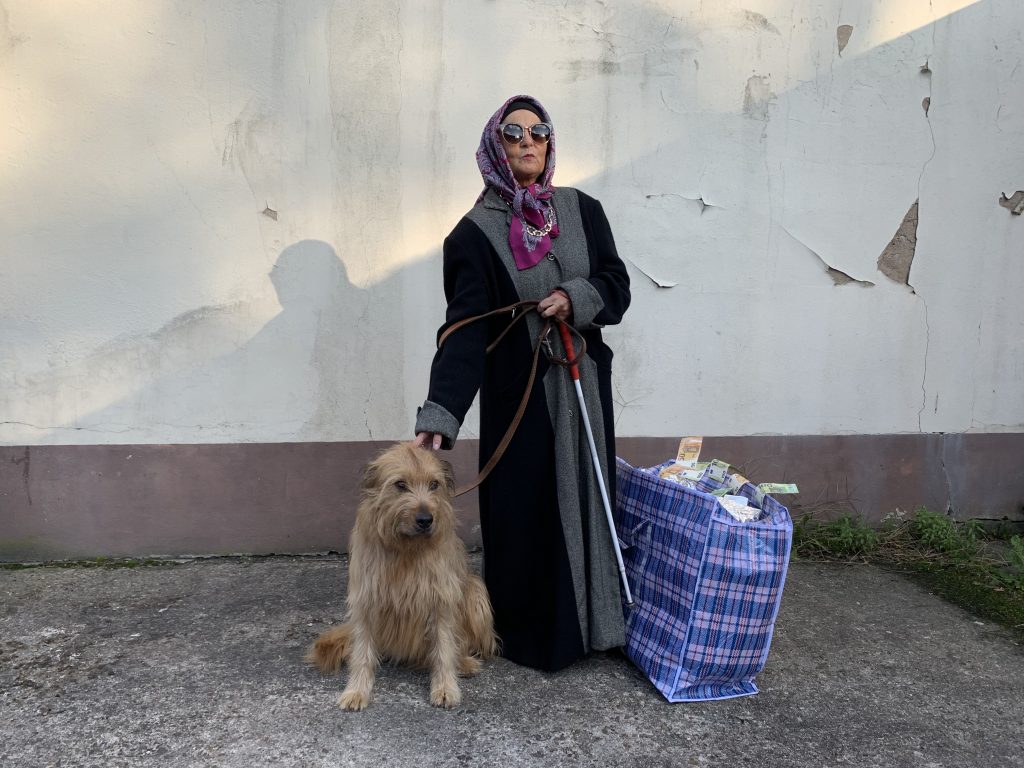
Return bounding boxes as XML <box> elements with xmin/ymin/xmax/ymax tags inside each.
<box><xmin>498</xmin><ymin>122</ymin><xmax>552</xmax><ymax>145</ymax></box>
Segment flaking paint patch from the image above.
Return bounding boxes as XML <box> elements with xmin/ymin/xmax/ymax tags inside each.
<box><xmin>644</xmin><ymin>193</ymin><xmax>716</xmax><ymax>214</ymax></box>
<box><xmin>784</xmin><ymin>227</ymin><xmax>873</xmax><ymax>287</ymax></box>
<box><xmin>837</xmin><ymin>25</ymin><xmax>853</xmax><ymax>56</ymax></box>
<box><xmin>221</xmin><ymin>100</ymin><xmax>279</xmax><ymax>206</ymax></box>
<box><xmin>742</xmin><ymin>10</ymin><xmax>780</xmax><ymax>36</ymax></box>
<box><xmin>558</xmin><ymin>58</ymin><xmax>622</xmax><ymax>82</ymax></box>
<box><xmin>998</xmin><ymin>191</ymin><xmax>1024</xmax><ymax>215</ymax></box>
<box><xmin>825</xmin><ymin>267</ymin><xmax>870</xmax><ymax>286</ymax></box>
<box><xmin>743</xmin><ymin>75</ymin><xmax>773</xmax><ymax>120</ymax></box>
<box><xmin>877</xmin><ymin>200</ymin><xmax>919</xmax><ymax>287</ymax></box>
<box><xmin>625</xmin><ymin>257</ymin><xmax>677</xmax><ymax>288</ymax></box>
<box><xmin>0</xmin><ymin>1</ymin><xmax>26</xmax><ymax>56</ymax></box>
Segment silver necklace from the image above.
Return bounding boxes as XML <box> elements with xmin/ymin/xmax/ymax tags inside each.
<box><xmin>506</xmin><ymin>198</ymin><xmax>556</xmax><ymax>238</ymax></box>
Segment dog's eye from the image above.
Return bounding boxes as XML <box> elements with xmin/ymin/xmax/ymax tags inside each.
<box><xmin>394</xmin><ymin>481</ymin><xmax>409</xmax><ymax>491</ymax></box>
<box><xmin>428</xmin><ymin>480</ymin><xmax>440</xmax><ymax>491</ymax></box>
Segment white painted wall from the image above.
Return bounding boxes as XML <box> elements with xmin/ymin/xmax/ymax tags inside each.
<box><xmin>1</xmin><ymin>0</ymin><xmax>1021</xmax><ymax>445</ymax></box>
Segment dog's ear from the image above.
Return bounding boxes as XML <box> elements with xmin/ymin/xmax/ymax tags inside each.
<box><xmin>361</xmin><ymin>456</ymin><xmax>386</xmax><ymax>493</ymax></box>
<box><xmin>439</xmin><ymin>459</ymin><xmax>456</xmax><ymax>494</ymax></box>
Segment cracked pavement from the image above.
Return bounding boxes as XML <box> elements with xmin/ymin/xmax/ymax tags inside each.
<box><xmin>1</xmin><ymin>555</ymin><xmax>1022</xmax><ymax>767</ymax></box>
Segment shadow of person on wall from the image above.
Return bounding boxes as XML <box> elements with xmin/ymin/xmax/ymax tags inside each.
<box><xmin>268</xmin><ymin>239</ymin><xmax>377</xmax><ymax>441</ymax></box>
<box><xmin>69</xmin><ymin>239</ymin><xmax>386</xmax><ymax>443</ymax></box>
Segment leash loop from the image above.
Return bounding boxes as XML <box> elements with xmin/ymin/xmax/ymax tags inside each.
<box><xmin>433</xmin><ymin>301</ymin><xmax>586</xmax><ymax>496</ymax></box>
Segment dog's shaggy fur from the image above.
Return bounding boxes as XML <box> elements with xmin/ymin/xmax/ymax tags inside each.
<box><xmin>307</xmin><ymin>442</ymin><xmax>497</xmax><ymax>710</ymax></box>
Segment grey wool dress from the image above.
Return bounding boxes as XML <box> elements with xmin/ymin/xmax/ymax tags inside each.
<box><xmin>415</xmin><ymin>186</ymin><xmax>631</xmax><ymax>672</ymax></box>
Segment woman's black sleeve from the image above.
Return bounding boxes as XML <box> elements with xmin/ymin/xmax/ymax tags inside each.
<box><xmin>418</xmin><ymin>225</ymin><xmax>495</xmax><ymax>444</ymax></box>
<box><xmin>579</xmin><ymin>191</ymin><xmax>631</xmax><ymax>326</ymax></box>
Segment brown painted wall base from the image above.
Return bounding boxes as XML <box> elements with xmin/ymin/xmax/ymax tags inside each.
<box><xmin>2</xmin><ymin>434</ymin><xmax>1022</xmax><ymax>561</ymax></box>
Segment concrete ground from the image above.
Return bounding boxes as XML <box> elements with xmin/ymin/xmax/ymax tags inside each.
<box><xmin>1</xmin><ymin>555</ymin><xmax>1022</xmax><ymax>768</ymax></box>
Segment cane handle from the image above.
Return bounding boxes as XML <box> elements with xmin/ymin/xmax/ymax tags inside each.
<box><xmin>557</xmin><ymin>323</ymin><xmax>580</xmax><ymax>381</ymax></box>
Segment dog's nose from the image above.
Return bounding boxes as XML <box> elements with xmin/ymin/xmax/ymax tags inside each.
<box><xmin>415</xmin><ymin>511</ymin><xmax>433</xmax><ymax>532</ymax></box>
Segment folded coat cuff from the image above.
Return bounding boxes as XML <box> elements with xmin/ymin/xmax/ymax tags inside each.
<box><xmin>414</xmin><ymin>400</ymin><xmax>460</xmax><ymax>450</ymax></box>
<box><xmin>558</xmin><ymin>277</ymin><xmax>605</xmax><ymax>329</ymax></box>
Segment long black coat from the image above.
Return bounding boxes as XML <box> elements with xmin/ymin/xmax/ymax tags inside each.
<box><xmin>419</xmin><ymin>189</ymin><xmax>630</xmax><ymax>671</ymax></box>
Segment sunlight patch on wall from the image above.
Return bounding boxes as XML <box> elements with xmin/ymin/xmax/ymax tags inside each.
<box><xmin>345</xmin><ymin>155</ymin><xmax>606</xmax><ymax>289</ymax></box>
<box><xmin>855</xmin><ymin>0</ymin><xmax>981</xmax><ymax>50</ymax></box>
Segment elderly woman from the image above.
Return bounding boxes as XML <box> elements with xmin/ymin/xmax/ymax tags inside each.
<box><xmin>414</xmin><ymin>95</ymin><xmax>630</xmax><ymax>672</ymax></box>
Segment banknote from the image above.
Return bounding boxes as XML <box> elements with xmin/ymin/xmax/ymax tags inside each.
<box><xmin>757</xmin><ymin>483</ymin><xmax>799</xmax><ymax>495</ymax></box>
<box><xmin>706</xmin><ymin>459</ymin><xmax>730</xmax><ymax>482</ymax></box>
<box><xmin>676</xmin><ymin>436</ymin><xmax>703</xmax><ymax>463</ymax></box>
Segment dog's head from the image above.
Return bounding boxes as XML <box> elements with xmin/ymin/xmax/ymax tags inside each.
<box><xmin>358</xmin><ymin>442</ymin><xmax>457</xmax><ymax>545</ymax></box>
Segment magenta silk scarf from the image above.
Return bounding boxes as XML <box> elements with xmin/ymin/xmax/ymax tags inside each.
<box><xmin>475</xmin><ymin>95</ymin><xmax>558</xmax><ymax>270</ymax></box>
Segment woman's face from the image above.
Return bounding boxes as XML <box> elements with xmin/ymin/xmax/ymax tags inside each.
<box><xmin>501</xmin><ymin>108</ymin><xmax>549</xmax><ymax>187</ymax></box>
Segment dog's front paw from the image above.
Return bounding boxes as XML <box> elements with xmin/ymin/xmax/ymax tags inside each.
<box><xmin>430</xmin><ymin>684</ymin><xmax>461</xmax><ymax>709</ymax></box>
<box><xmin>338</xmin><ymin>689</ymin><xmax>370</xmax><ymax>711</ymax></box>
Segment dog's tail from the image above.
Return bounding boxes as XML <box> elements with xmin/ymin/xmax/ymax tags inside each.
<box><xmin>305</xmin><ymin>623</ymin><xmax>352</xmax><ymax>673</ymax></box>
<box><xmin>463</xmin><ymin>575</ymin><xmax>499</xmax><ymax>659</ymax></box>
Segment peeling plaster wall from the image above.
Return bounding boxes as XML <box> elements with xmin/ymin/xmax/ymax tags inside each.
<box><xmin>1</xmin><ymin>0</ymin><xmax>1022</xmax><ymax>447</ymax></box>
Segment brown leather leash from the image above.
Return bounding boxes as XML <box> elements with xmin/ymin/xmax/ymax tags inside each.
<box><xmin>436</xmin><ymin>300</ymin><xmax>586</xmax><ymax>497</ymax></box>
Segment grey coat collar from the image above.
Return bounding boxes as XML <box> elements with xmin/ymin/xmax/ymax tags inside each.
<box><xmin>481</xmin><ymin>187</ymin><xmax>507</xmax><ymax>212</ymax></box>
<box><xmin>480</xmin><ymin>185</ymin><xmax>566</xmax><ymax>213</ymax></box>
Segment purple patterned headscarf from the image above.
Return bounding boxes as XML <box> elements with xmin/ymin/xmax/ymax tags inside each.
<box><xmin>476</xmin><ymin>94</ymin><xmax>558</xmax><ymax>270</ymax></box>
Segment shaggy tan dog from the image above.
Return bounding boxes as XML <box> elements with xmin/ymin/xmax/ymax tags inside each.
<box><xmin>307</xmin><ymin>442</ymin><xmax>497</xmax><ymax>710</ymax></box>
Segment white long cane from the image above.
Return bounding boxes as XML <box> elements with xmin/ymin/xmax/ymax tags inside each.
<box><xmin>557</xmin><ymin>323</ymin><xmax>634</xmax><ymax>606</ymax></box>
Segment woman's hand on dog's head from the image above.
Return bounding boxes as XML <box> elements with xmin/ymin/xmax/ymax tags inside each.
<box><xmin>414</xmin><ymin>431</ymin><xmax>443</xmax><ymax>451</ymax></box>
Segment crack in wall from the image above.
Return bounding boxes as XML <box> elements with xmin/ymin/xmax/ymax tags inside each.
<box><xmin>659</xmin><ymin>87</ymin><xmax>686</xmax><ymax>115</ymax></box>
<box><xmin>915</xmin><ymin>51</ymin><xmax>936</xmax><ymax>276</ymax></box>
<box><xmin>910</xmin><ymin>34</ymin><xmax>938</xmax><ymax>431</ymax></box>
<box><xmin>644</xmin><ymin>192</ymin><xmax>716</xmax><ymax>214</ymax></box>
<box><xmin>0</xmin><ymin>420</ymin><xmax>265</xmax><ymax>434</ymax></box>
<box><xmin>917</xmin><ymin>295</ymin><xmax>931</xmax><ymax>432</ymax></box>
<box><xmin>10</xmin><ymin>447</ymin><xmax>32</xmax><ymax>506</ymax></box>
<box><xmin>782</xmin><ymin>227</ymin><xmax>874</xmax><ymax>286</ymax></box>
<box><xmin>939</xmin><ymin>435</ymin><xmax>955</xmax><ymax>514</ymax></box>
<box><xmin>969</xmin><ymin>319</ymin><xmax>983</xmax><ymax>428</ymax></box>
<box><xmin>2</xmin><ymin>421</ymin><xmax>91</xmax><ymax>431</ymax></box>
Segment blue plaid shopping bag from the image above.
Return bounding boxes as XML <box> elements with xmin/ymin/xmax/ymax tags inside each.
<box><xmin>616</xmin><ymin>458</ymin><xmax>793</xmax><ymax>702</ymax></box>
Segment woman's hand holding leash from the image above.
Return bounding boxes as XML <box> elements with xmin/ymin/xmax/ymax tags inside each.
<box><xmin>416</xmin><ymin>292</ymin><xmax>569</xmax><ymax>454</ymax></box>
<box><xmin>538</xmin><ymin>289</ymin><xmax>572</xmax><ymax>321</ymax></box>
